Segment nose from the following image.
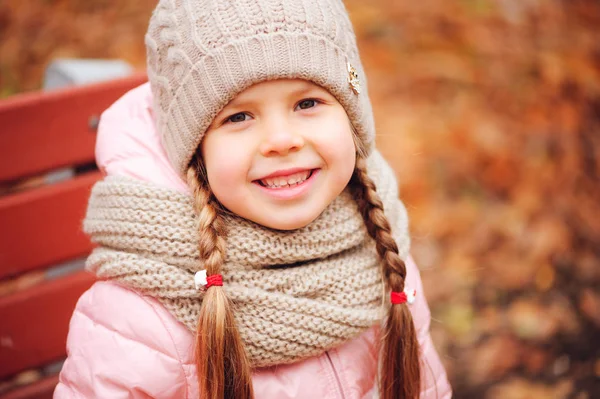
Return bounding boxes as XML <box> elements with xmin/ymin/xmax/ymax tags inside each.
<box><xmin>258</xmin><ymin>120</ymin><xmax>304</xmax><ymax>156</ymax></box>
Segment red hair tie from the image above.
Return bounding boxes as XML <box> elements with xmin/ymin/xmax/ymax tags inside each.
<box><xmin>390</xmin><ymin>288</ymin><xmax>417</xmax><ymax>305</ymax></box>
<box><xmin>390</xmin><ymin>291</ymin><xmax>407</xmax><ymax>305</ymax></box>
<box><xmin>206</xmin><ymin>274</ymin><xmax>223</xmax><ymax>288</ymax></box>
<box><xmin>194</xmin><ymin>270</ymin><xmax>223</xmax><ymax>289</ymax></box>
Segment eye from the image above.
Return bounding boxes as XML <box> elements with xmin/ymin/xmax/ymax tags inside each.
<box><xmin>296</xmin><ymin>99</ymin><xmax>319</xmax><ymax>110</ymax></box>
<box><xmin>226</xmin><ymin>112</ymin><xmax>250</xmax><ymax>124</ymax></box>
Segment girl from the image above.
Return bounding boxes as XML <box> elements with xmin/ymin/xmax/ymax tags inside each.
<box><xmin>56</xmin><ymin>0</ymin><xmax>451</xmax><ymax>398</ymax></box>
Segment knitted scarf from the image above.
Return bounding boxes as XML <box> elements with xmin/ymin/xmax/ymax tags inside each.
<box><xmin>83</xmin><ymin>151</ymin><xmax>410</xmax><ymax>368</ymax></box>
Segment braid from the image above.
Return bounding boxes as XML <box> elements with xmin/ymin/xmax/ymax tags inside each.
<box><xmin>187</xmin><ymin>163</ymin><xmax>227</xmax><ymax>276</ymax></box>
<box><xmin>350</xmin><ymin>157</ymin><xmax>407</xmax><ymax>290</ymax></box>
<box><xmin>350</xmin><ymin>156</ymin><xmax>421</xmax><ymax>399</ymax></box>
<box><xmin>187</xmin><ymin>157</ymin><xmax>254</xmax><ymax>399</ymax></box>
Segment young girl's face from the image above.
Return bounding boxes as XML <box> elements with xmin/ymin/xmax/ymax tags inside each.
<box><xmin>201</xmin><ymin>79</ymin><xmax>356</xmax><ymax>230</ymax></box>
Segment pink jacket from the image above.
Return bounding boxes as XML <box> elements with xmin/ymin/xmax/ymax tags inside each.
<box><xmin>55</xmin><ymin>83</ymin><xmax>452</xmax><ymax>399</ymax></box>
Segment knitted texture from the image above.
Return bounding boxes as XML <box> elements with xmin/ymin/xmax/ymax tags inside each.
<box><xmin>145</xmin><ymin>0</ymin><xmax>376</xmax><ymax>178</ymax></box>
<box><xmin>83</xmin><ymin>151</ymin><xmax>410</xmax><ymax>367</ymax></box>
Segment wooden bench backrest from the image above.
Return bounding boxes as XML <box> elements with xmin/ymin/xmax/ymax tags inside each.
<box><xmin>0</xmin><ymin>73</ymin><xmax>148</xmax><ymax>398</ymax></box>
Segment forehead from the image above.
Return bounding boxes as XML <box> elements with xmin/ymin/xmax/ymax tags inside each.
<box><xmin>226</xmin><ymin>79</ymin><xmax>329</xmax><ymax>107</ymax></box>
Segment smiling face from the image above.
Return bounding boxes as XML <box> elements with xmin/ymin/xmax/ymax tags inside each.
<box><xmin>200</xmin><ymin>79</ymin><xmax>357</xmax><ymax>230</ymax></box>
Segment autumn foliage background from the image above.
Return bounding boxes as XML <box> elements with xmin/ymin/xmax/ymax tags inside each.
<box><xmin>1</xmin><ymin>0</ymin><xmax>599</xmax><ymax>398</ymax></box>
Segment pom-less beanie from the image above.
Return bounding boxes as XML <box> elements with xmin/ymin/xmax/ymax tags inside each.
<box><xmin>145</xmin><ymin>0</ymin><xmax>376</xmax><ymax>177</ymax></box>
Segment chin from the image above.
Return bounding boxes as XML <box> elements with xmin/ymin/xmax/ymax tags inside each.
<box><xmin>259</xmin><ymin>211</ymin><xmax>321</xmax><ymax>231</ymax></box>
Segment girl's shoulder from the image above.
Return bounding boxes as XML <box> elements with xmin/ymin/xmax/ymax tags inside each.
<box><xmin>71</xmin><ymin>279</ymin><xmax>195</xmax><ymax>364</ymax></box>
<box><xmin>57</xmin><ymin>280</ymin><xmax>197</xmax><ymax>397</ymax></box>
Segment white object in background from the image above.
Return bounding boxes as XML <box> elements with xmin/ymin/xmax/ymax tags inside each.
<box><xmin>43</xmin><ymin>58</ymin><xmax>133</xmax><ymax>91</ymax></box>
<box><xmin>194</xmin><ymin>270</ymin><xmax>208</xmax><ymax>290</ymax></box>
<box><xmin>405</xmin><ymin>288</ymin><xmax>417</xmax><ymax>304</ymax></box>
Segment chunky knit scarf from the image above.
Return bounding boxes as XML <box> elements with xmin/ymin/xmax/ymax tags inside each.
<box><xmin>83</xmin><ymin>152</ymin><xmax>410</xmax><ymax>368</ymax></box>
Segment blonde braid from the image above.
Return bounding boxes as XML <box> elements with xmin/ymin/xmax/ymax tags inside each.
<box><xmin>350</xmin><ymin>156</ymin><xmax>421</xmax><ymax>399</ymax></box>
<box><xmin>187</xmin><ymin>157</ymin><xmax>254</xmax><ymax>399</ymax></box>
<box><xmin>187</xmin><ymin>162</ymin><xmax>227</xmax><ymax>276</ymax></box>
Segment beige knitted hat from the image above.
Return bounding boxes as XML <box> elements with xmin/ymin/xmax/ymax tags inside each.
<box><xmin>145</xmin><ymin>0</ymin><xmax>376</xmax><ymax>177</ymax></box>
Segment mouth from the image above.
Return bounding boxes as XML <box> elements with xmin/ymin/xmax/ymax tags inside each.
<box><xmin>254</xmin><ymin>169</ymin><xmax>317</xmax><ymax>189</ymax></box>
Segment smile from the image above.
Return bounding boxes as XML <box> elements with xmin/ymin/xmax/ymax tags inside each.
<box><xmin>253</xmin><ymin>168</ymin><xmax>320</xmax><ymax>200</ymax></box>
<box><xmin>258</xmin><ymin>170</ymin><xmax>314</xmax><ymax>188</ymax></box>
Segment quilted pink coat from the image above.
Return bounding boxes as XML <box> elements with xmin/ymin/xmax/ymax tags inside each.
<box><xmin>54</xmin><ymin>83</ymin><xmax>452</xmax><ymax>399</ymax></box>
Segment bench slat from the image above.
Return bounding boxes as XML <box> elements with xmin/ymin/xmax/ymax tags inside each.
<box><xmin>0</xmin><ymin>72</ymin><xmax>147</xmax><ymax>182</ymax></box>
<box><xmin>0</xmin><ymin>271</ymin><xmax>95</xmax><ymax>379</ymax></box>
<box><xmin>0</xmin><ymin>171</ymin><xmax>101</xmax><ymax>279</ymax></box>
<box><xmin>1</xmin><ymin>375</ymin><xmax>59</xmax><ymax>399</ymax></box>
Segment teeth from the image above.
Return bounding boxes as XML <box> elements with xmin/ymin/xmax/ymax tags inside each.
<box><xmin>261</xmin><ymin>170</ymin><xmax>311</xmax><ymax>188</ymax></box>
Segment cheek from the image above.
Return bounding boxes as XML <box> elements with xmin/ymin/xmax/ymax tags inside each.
<box><xmin>316</xmin><ymin>122</ymin><xmax>356</xmax><ymax>181</ymax></box>
<box><xmin>207</xmin><ymin>159</ymin><xmax>239</xmax><ymax>190</ymax></box>
<box><xmin>334</xmin><ymin>140</ymin><xmax>357</xmax><ymax>187</ymax></box>
<box><xmin>202</xmin><ymin>136</ymin><xmax>250</xmax><ymax>198</ymax></box>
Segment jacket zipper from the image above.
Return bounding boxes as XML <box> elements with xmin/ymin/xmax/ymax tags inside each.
<box><xmin>325</xmin><ymin>351</ymin><xmax>346</xmax><ymax>399</ymax></box>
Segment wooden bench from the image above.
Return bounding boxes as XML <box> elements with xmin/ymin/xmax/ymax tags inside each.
<box><xmin>0</xmin><ymin>72</ymin><xmax>147</xmax><ymax>399</ymax></box>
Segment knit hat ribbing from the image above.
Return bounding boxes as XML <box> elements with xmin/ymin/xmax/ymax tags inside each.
<box><xmin>145</xmin><ymin>0</ymin><xmax>376</xmax><ymax>178</ymax></box>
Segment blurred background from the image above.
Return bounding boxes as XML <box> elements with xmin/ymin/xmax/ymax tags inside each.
<box><xmin>1</xmin><ymin>0</ymin><xmax>599</xmax><ymax>398</ymax></box>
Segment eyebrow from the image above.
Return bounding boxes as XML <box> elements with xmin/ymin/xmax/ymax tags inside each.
<box><xmin>225</xmin><ymin>82</ymin><xmax>324</xmax><ymax>109</ymax></box>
